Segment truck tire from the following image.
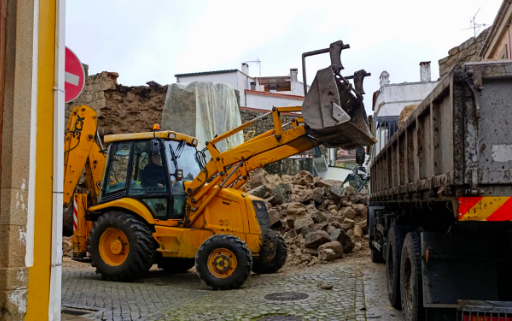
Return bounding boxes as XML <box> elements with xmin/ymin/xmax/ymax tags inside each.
<box><xmin>88</xmin><ymin>211</ymin><xmax>155</xmax><ymax>281</ymax></box>
<box><xmin>400</xmin><ymin>232</ymin><xmax>424</xmax><ymax>321</ymax></box>
<box><xmin>252</xmin><ymin>235</ymin><xmax>287</xmax><ymax>274</ymax></box>
<box><xmin>386</xmin><ymin>225</ymin><xmax>405</xmax><ymax>309</ymax></box>
<box><xmin>158</xmin><ymin>258</ymin><xmax>195</xmax><ymax>273</ymax></box>
<box><xmin>195</xmin><ymin>234</ymin><xmax>252</xmax><ymax>290</ymax></box>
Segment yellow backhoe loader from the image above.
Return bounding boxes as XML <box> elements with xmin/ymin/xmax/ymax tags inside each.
<box><xmin>64</xmin><ymin>41</ymin><xmax>376</xmax><ymax>290</ymax></box>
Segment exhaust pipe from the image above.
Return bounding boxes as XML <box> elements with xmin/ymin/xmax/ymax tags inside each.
<box><xmin>301</xmin><ymin>41</ymin><xmax>377</xmax><ymax>149</ymax></box>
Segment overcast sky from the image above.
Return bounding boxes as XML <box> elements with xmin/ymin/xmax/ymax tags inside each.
<box><xmin>66</xmin><ymin>0</ymin><xmax>503</xmax><ymax>113</ymax></box>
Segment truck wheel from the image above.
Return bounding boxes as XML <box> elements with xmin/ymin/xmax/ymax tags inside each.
<box><xmin>158</xmin><ymin>258</ymin><xmax>195</xmax><ymax>273</ymax></box>
<box><xmin>400</xmin><ymin>232</ymin><xmax>424</xmax><ymax>321</ymax></box>
<box><xmin>195</xmin><ymin>234</ymin><xmax>252</xmax><ymax>290</ymax></box>
<box><xmin>88</xmin><ymin>211</ymin><xmax>155</xmax><ymax>281</ymax></box>
<box><xmin>252</xmin><ymin>235</ymin><xmax>287</xmax><ymax>274</ymax></box>
<box><xmin>386</xmin><ymin>225</ymin><xmax>405</xmax><ymax>309</ymax></box>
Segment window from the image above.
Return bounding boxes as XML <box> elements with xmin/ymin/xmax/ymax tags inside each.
<box><xmin>129</xmin><ymin>140</ymin><xmax>167</xmax><ymax>196</ymax></box>
<box><xmin>104</xmin><ymin>142</ymin><xmax>131</xmax><ymax>194</ymax></box>
<box><xmin>165</xmin><ymin>141</ymin><xmax>201</xmax><ymax>217</ymax></box>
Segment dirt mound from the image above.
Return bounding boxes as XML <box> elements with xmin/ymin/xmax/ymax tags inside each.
<box><xmin>246</xmin><ymin>169</ymin><xmax>369</xmax><ymax>267</ymax></box>
<box><xmin>398</xmin><ymin>104</ymin><xmax>419</xmax><ymax>127</ymax></box>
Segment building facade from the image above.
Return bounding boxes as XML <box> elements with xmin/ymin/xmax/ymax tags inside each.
<box><xmin>1</xmin><ymin>0</ymin><xmax>64</xmax><ymax>319</ymax></box>
<box><xmin>372</xmin><ymin>62</ymin><xmax>438</xmax><ymax>157</ymax></box>
<box><xmin>480</xmin><ymin>0</ymin><xmax>512</xmax><ymax>59</ymax></box>
<box><xmin>175</xmin><ymin>64</ymin><xmax>306</xmax><ymax>110</ymax></box>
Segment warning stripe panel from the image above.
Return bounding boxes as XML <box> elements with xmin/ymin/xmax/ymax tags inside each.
<box><xmin>459</xmin><ymin>197</ymin><xmax>512</xmax><ymax>221</ymax></box>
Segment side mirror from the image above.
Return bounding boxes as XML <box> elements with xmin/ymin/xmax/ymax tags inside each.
<box><xmin>176</xmin><ymin>169</ymin><xmax>183</xmax><ymax>181</ymax></box>
<box><xmin>150</xmin><ymin>139</ymin><xmax>160</xmax><ymax>154</ymax></box>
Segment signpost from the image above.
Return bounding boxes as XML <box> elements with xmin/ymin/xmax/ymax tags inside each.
<box><xmin>65</xmin><ymin>47</ymin><xmax>85</xmax><ymax>103</ymax></box>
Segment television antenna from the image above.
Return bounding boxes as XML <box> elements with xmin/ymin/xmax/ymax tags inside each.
<box><xmin>462</xmin><ymin>8</ymin><xmax>488</xmax><ymax>37</ymax></box>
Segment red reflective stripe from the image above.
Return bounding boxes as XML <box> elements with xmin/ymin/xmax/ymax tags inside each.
<box><xmin>458</xmin><ymin>196</ymin><xmax>483</xmax><ymax>219</ymax></box>
<box><xmin>486</xmin><ymin>197</ymin><xmax>512</xmax><ymax>221</ymax></box>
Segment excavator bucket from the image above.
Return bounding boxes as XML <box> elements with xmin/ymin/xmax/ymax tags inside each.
<box><xmin>301</xmin><ymin>41</ymin><xmax>377</xmax><ymax>149</ymax></box>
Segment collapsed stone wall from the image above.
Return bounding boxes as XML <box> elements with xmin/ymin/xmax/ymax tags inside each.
<box><xmin>66</xmin><ymin>72</ymin><xmax>168</xmax><ymax>136</ymax></box>
<box><xmin>66</xmin><ymin>72</ymin><xmax>303</xmax><ymax>140</ymax></box>
<box><xmin>247</xmin><ymin>169</ymin><xmax>368</xmax><ymax>267</ymax></box>
<box><xmin>438</xmin><ymin>27</ymin><xmax>490</xmax><ymax>79</ymax></box>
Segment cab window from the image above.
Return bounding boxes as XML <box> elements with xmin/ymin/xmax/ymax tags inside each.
<box><xmin>104</xmin><ymin>142</ymin><xmax>131</xmax><ymax>195</ymax></box>
<box><xmin>129</xmin><ymin>140</ymin><xmax>167</xmax><ymax>196</ymax></box>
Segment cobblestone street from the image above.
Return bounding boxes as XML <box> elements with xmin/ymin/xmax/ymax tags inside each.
<box><xmin>61</xmin><ymin>253</ymin><xmax>402</xmax><ymax>321</ymax></box>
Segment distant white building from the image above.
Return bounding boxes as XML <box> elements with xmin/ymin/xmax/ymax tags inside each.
<box><xmin>372</xmin><ymin>62</ymin><xmax>438</xmax><ymax>156</ymax></box>
<box><xmin>175</xmin><ymin>63</ymin><xmax>307</xmax><ymax>110</ymax></box>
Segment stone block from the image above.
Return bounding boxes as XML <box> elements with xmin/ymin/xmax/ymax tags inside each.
<box><xmin>0</xmin><ymin>267</ymin><xmax>28</xmax><ymax>291</ymax></box>
<box><xmin>318</xmin><ymin>241</ymin><xmax>344</xmax><ymax>261</ymax></box>
<box><xmin>273</xmin><ymin>184</ymin><xmax>292</xmax><ymax>204</ymax></box>
<box><xmin>0</xmin><ymin>289</ymin><xmax>27</xmax><ymax>320</ymax></box>
<box><xmin>0</xmin><ymin>225</ymin><xmax>27</xmax><ymax>268</ymax></box>
<box><xmin>0</xmin><ymin>188</ymin><xmax>28</xmax><ymax>226</ymax></box>
<box><xmin>448</xmin><ymin>46</ymin><xmax>459</xmax><ymax>56</ymax></box>
<box><xmin>305</xmin><ymin>230</ymin><xmax>330</xmax><ymax>249</ymax></box>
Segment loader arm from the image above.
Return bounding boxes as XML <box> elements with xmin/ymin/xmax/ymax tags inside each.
<box><xmin>183</xmin><ymin>107</ymin><xmax>321</xmax><ymax>225</ymax></box>
<box><xmin>63</xmin><ymin>105</ymin><xmax>106</xmax><ymax>207</ymax></box>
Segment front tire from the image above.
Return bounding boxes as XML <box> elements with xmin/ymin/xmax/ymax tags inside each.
<box><xmin>88</xmin><ymin>211</ymin><xmax>155</xmax><ymax>281</ymax></box>
<box><xmin>386</xmin><ymin>225</ymin><xmax>405</xmax><ymax>309</ymax></box>
<box><xmin>400</xmin><ymin>232</ymin><xmax>424</xmax><ymax>321</ymax></box>
<box><xmin>252</xmin><ymin>235</ymin><xmax>287</xmax><ymax>274</ymax></box>
<box><xmin>195</xmin><ymin>234</ymin><xmax>252</xmax><ymax>290</ymax></box>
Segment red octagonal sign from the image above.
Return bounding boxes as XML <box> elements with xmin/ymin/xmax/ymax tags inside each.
<box><xmin>65</xmin><ymin>47</ymin><xmax>85</xmax><ymax>103</ymax></box>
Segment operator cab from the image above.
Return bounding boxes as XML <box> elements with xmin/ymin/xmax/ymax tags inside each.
<box><xmin>98</xmin><ymin>130</ymin><xmax>202</xmax><ymax>220</ymax></box>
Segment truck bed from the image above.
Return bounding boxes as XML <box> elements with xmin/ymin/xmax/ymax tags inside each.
<box><xmin>370</xmin><ymin>61</ymin><xmax>512</xmax><ymax>207</ymax></box>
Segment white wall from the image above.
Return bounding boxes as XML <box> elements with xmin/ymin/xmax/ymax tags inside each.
<box><xmin>374</xmin><ymin>81</ymin><xmax>438</xmax><ymax>117</ymax></box>
<box><xmin>245</xmin><ymin>92</ymin><xmax>303</xmax><ymax>110</ymax></box>
<box><xmin>318</xmin><ymin>166</ymin><xmax>352</xmax><ymax>181</ymax></box>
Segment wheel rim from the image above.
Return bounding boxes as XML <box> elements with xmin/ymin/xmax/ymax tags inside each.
<box><xmin>207</xmin><ymin>248</ymin><xmax>237</xmax><ymax>279</ymax></box>
<box><xmin>99</xmin><ymin>227</ymin><xmax>129</xmax><ymax>266</ymax></box>
<box><xmin>403</xmin><ymin>256</ymin><xmax>413</xmax><ymax>313</ymax></box>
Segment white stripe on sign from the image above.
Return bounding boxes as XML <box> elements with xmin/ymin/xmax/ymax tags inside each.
<box><xmin>65</xmin><ymin>71</ymin><xmax>80</xmax><ymax>86</ymax></box>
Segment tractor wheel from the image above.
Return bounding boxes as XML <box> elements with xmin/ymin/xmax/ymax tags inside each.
<box><xmin>88</xmin><ymin>211</ymin><xmax>155</xmax><ymax>281</ymax></box>
<box><xmin>195</xmin><ymin>234</ymin><xmax>252</xmax><ymax>290</ymax></box>
<box><xmin>158</xmin><ymin>258</ymin><xmax>195</xmax><ymax>274</ymax></box>
<box><xmin>252</xmin><ymin>235</ymin><xmax>287</xmax><ymax>274</ymax></box>
<box><xmin>400</xmin><ymin>232</ymin><xmax>425</xmax><ymax>321</ymax></box>
<box><xmin>386</xmin><ymin>225</ymin><xmax>405</xmax><ymax>309</ymax></box>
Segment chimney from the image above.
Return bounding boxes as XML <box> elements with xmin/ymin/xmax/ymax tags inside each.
<box><xmin>290</xmin><ymin>68</ymin><xmax>298</xmax><ymax>82</ymax></box>
<box><xmin>379</xmin><ymin>71</ymin><xmax>390</xmax><ymax>87</ymax></box>
<box><xmin>420</xmin><ymin>61</ymin><xmax>431</xmax><ymax>82</ymax></box>
<box><xmin>241</xmin><ymin>62</ymin><xmax>249</xmax><ymax>75</ymax></box>
<box><xmin>250</xmin><ymin>81</ymin><xmax>256</xmax><ymax>90</ymax></box>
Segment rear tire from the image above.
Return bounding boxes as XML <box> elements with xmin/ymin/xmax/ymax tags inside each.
<box><xmin>88</xmin><ymin>211</ymin><xmax>155</xmax><ymax>281</ymax></box>
<box><xmin>195</xmin><ymin>234</ymin><xmax>252</xmax><ymax>290</ymax></box>
<box><xmin>252</xmin><ymin>235</ymin><xmax>287</xmax><ymax>274</ymax></box>
<box><xmin>400</xmin><ymin>232</ymin><xmax>424</xmax><ymax>321</ymax></box>
<box><xmin>158</xmin><ymin>257</ymin><xmax>195</xmax><ymax>273</ymax></box>
<box><xmin>386</xmin><ymin>225</ymin><xmax>405</xmax><ymax>309</ymax></box>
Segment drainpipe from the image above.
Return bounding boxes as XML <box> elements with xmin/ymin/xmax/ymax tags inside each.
<box><xmin>49</xmin><ymin>0</ymin><xmax>65</xmax><ymax>319</ymax></box>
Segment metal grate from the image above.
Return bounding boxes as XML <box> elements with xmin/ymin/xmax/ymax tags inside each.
<box><xmin>258</xmin><ymin>317</ymin><xmax>302</xmax><ymax>321</ymax></box>
<box><xmin>264</xmin><ymin>292</ymin><xmax>309</xmax><ymax>301</ymax></box>
<box><xmin>458</xmin><ymin>300</ymin><xmax>512</xmax><ymax>321</ymax></box>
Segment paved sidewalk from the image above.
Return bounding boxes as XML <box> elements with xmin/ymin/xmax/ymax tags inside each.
<box><xmin>61</xmin><ymin>256</ymin><xmax>371</xmax><ymax>321</ymax></box>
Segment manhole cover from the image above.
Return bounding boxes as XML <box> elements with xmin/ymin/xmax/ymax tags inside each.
<box><xmin>264</xmin><ymin>292</ymin><xmax>309</xmax><ymax>301</ymax></box>
<box><xmin>61</xmin><ymin>307</ymin><xmax>98</xmax><ymax>316</ymax></box>
<box><xmin>258</xmin><ymin>317</ymin><xmax>302</xmax><ymax>321</ymax></box>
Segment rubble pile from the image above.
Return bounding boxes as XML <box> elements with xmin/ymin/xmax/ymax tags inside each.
<box><xmin>247</xmin><ymin>169</ymin><xmax>368</xmax><ymax>267</ymax></box>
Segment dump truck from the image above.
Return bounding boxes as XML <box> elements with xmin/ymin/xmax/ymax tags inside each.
<box><xmin>368</xmin><ymin>61</ymin><xmax>512</xmax><ymax>321</ymax></box>
<box><xmin>64</xmin><ymin>41</ymin><xmax>376</xmax><ymax>290</ymax></box>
